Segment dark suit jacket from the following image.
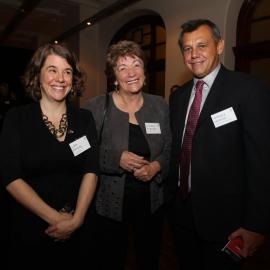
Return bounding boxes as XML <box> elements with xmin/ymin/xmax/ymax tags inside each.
<box><xmin>168</xmin><ymin>65</ymin><xmax>270</xmax><ymax>241</ymax></box>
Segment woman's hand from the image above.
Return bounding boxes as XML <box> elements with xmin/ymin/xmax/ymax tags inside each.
<box><xmin>133</xmin><ymin>161</ymin><xmax>161</xmax><ymax>182</ymax></box>
<box><xmin>120</xmin><ymin>150</ymin><xmax>149</xmax><ymax>172</ymax></box>
<box><xmin>46</xmin><ymin>172</ymin><xmax>97</xmax><ymax>241</ymax></box>
<box><xmin>45</xmin><ymin>212</ymin><xmax>80</xmax><ymax>241</ymax></box>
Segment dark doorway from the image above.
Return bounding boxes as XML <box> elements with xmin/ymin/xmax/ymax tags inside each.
<box><xmin>234</xmin><ymin>0</ymin><xmax>270</xmax><ymax>87</ymax></box>
<box><xmin>0</xmin><ymin>46</ymin><xmax>34</xmax><ymax>105</ymax></box>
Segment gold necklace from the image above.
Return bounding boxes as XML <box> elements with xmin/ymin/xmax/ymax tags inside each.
<box><xmin>42</xmin><ymin>113</ymin><xmax>68</xmax><ymax>138</ymax></box>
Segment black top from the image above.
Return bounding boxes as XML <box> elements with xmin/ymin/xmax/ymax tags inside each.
<box><xmin>125</xmin><ymin>122</ymin><xmax>150</xmax><ymax>188</ymax></box>
<box><xmin>0</xmin><ymin>102</ymin><xmax>99</xmax><ymax>244</ymax></box>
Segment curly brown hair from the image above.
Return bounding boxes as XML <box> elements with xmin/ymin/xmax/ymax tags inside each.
<box><xmin>23</xmin><ymin>43</ymin><xmax>86</xmax><ymax>101</ymax></box>
<box><xmin>105</xmin><ymin>40</ymin><xmax>146</xmax><ymax>88</ymax></box>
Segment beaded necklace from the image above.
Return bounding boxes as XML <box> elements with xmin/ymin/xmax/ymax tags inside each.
<box><xmin>42</xmin><ymin>113</ymin><xmax>68</xmax><ymax>138</ymax></box>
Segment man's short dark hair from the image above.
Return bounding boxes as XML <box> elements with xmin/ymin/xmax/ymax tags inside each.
<box><xmin>178</xmin><ymin>19</ymin><xmax>222</xmax><ymax>50</ymax></box>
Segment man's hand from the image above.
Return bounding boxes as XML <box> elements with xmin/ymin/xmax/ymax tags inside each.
<box><xmin>229</xmin><ymin>227</ymin><xmax>265</xmax><ymax>257</ymax></box>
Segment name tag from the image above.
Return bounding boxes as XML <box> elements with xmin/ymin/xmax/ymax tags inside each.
<box><xmin>69</xmin><ymin>135</ymin><xmax>91</xmax><ymax>156</ymax></box>
<box><xmin>211</xmin><ymin>107</ymin><xmax>237</xmax><ymax>128</ymax></box>
<box><xmin>145</xmin><ymin>123</ymin><xmax>161</xmax><ymax>134</ymax></box>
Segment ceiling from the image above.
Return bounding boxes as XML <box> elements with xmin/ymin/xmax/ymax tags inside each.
<box><xmin>0</xmin><ymin>0</ymin><xmax>120</xmax><ymax>49</ymax></box>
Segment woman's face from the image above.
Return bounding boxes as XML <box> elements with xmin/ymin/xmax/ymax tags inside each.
<box><xmin>40</xmin><ymin>54</ymin><xmax>73</xmax><ymax>102</ymax></box>
<box><xmin>114</xmin><ymin>54</ymin><xmax>145</xmax><ymax>95</ymax></box>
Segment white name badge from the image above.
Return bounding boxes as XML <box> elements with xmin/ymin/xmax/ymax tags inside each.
<box><xmin>69</xmin><ymin>135</ymin><xmax>91</xmax><ymax>156</ymax></box>
<box><xmin>145</xmin><ymin>123</ymin><xmax>161</xmax><ymax>134</ymax></box>
<box><xmin>211</xmin><ymin>107</ymin><xmax>237</xmax><ymax>128</ymax></box>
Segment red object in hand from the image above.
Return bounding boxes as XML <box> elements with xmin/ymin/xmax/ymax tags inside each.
<box><xmin>222</xmin><ymin>237</ymin><xmax>243</xmax><ymax>262</ymax></box>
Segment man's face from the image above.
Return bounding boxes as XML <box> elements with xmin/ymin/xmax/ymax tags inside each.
<box><xmin>181</xmin><ymin>25</ymin><xmax>224</xmax><ymax>78</ymax></box>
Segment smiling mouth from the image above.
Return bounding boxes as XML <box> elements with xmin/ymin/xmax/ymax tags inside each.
<box><xmin>51</xmin><ymin>86</ymin><xmax>66</xmax><ymax>90</ymax></box>
<box><xmin>127</xmin><ymin>79</ymin><xmax>139</xmax><ymax>84</ymax></box>
<box><xmin>191</xmin><ymin>61</ymin><xmax>204</xmax><ymax>65</ymax></box>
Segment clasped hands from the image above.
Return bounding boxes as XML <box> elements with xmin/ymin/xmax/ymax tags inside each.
<box><xmin>45</xmin><ymin>210</ymin><xmax>81</xmax><ymax>242</ymax></box>
<box><xmin>120</xmin><ymin>151</ymin><xmax>160</xmax><ymax>181</ymax></box>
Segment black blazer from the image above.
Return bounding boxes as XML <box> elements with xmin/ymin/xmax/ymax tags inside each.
<box><xmin>168</xmin><ymin>65</ymin><xmax>270</xmax><ymax>241</ymax></box>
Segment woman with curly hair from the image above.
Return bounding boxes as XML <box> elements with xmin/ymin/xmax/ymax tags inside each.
<box><xmin>0</xmin><ymin>43</ymin><xmax>99</xmax><ymax>267</ymax></box>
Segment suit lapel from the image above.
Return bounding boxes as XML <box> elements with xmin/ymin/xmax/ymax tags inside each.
<box><xmin>197</xmin><ymin>66</ymin><xmax>227</xmax><ymax>128</ymax></box>
<box><xmin>171</xmin><ymin>80</ymin><xmax>193</xmax><ymax>141</ymax></box>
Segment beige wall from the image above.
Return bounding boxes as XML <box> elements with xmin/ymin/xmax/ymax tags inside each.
<box><xmin>79</xmin><ymin>5</ymin><xmax>99</xmax><ymax>106</ymax></box>
<box><xmin>79</xmin><ymin>0</ymin><xmax>244</xmax><ymax>105</ymax></box>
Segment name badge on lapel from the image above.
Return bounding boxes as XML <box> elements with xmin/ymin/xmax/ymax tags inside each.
<box><xmin>145</xmin><ymin>123</ymin><xmax>161</xmax><ymax>134</ymax></box>
<box><xmin>211</xmin><ymin>107</ymin><xmax>237</xmax><ymax>128</ymax></box>
<box><xmin>69</xmin><ymin>135</ymin><xmax>91</xmax><ymax>156</ymax></box>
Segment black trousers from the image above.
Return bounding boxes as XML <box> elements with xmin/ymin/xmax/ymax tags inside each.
<box><xmin>166</xmin><ymin>194</ymin><xmax>242</xmax><ymax>270</ymax></box>
<box><xmin>95</xmin><ymin>185</ymin><xmax>164</xmax><ymax>270</ymax></box>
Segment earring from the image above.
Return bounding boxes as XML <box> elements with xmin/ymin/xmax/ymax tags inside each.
<box><xmin>114</xmin><ymin>81</ymin><xmax>118</xmax><ymax>92</ymax></box>
<box><xmin>70</xmin><ymin>88</ymin><xmax>75</xmax><ymax>96</ymax></box>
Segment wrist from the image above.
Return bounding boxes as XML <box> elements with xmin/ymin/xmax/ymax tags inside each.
<box><xmin>46</xmin><ymin>209</ymin><xmax>63</xmax><ymax>225</ymax></box>
<box><xmin>72</xmin><ymin>213</ymin><xmax>84</xmax><ymax>228</ymax></box>
<box><xmin>150</xmin><ymin>161</ymin><xmax>161</xmax><ymax>173</ymax></box>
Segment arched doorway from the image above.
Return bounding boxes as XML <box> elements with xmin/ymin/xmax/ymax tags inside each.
<box><xmin>234</xmin><ymin>0</ymin><xmax>270</xmax><ymax>86</ymax></box>
<box><xmin>109</xmin><ymin>14</ymin><xmax>166</xmax><ymax>97</ymax></box>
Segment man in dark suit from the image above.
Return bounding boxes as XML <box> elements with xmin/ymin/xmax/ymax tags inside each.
<box><xmin>167</xmin><ymin>19</ymin><xmax>270</xmax><ymax>270</ymax></box>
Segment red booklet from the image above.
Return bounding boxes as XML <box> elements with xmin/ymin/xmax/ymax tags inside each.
<box><xmin>222</xmin><ymin>237</ymin><xmax>243</xmax><ymax>262</ymax></box>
